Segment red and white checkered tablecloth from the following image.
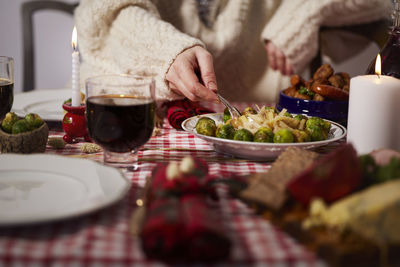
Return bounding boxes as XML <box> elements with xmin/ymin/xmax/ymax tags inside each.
<box><xmin>0</xmin><ymin>102</ymin><xmax>336</xmax><ymax>266</ymax></box>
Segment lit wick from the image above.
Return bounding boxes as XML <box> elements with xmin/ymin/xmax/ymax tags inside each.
<box><xmin>72</xmin><ymin>26</ymin><xmax>77</xmax><ymax>51</ymax></box>
<box><xmin>375</xmin><ymin>53</ymin><xmax>382</xmax><ymax>79</ymax></box>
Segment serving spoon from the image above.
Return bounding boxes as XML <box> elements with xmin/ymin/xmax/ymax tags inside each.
<box><xmin>216</xmin><ymin>93</ymin><xmax>241</xmax><ymax>119</ymax></box>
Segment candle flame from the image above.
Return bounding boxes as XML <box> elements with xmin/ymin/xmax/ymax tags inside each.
<box><xmin>72</xmin><ymin>26</ymin><xmax>78</xmax><ymax>51</ymax></box>
<box><xmin>375</xmin><ymin>53</ymin><xmax>381</xmax><ymax>76</ymax></box>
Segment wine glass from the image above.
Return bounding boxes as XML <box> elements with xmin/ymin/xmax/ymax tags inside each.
<box><xmin>0</xmin><ymin>56</ymin><xmax>14</xmax><ymax>121</ymax></box>
<box><xmin>85</xmin><ymin>74</ymin><xmax>155</xmax><ymax>170</ymax></box>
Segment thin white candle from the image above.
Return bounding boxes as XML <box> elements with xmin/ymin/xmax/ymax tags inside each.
<box><xmin>71</xmin><ymin>26</ymin><xmax>81</xmax><ymax>107</ymax></box>
<box><xmin>347</xmin><ymin>54</ymin><xmax>400</xmax><ymax>154</ymax></box>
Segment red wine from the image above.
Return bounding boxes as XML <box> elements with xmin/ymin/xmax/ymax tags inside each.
<box><xmin>86</xmin><ymin>95</ymin><xmax>155</xmax><ymax>153</ymax></box>
<box><xmin>0</xmin><ymin>78</ymin><xmax>13</xmax><ymax>120</ymax></box>
<box><xmin>366</xmin><ymin>2</ymin><xmax>400</xmax><ymax>78</ymax></box>
<box><xmin>366</xmin><ymin>27</ymin><xmax>400</xmax><ymax>78</ymax></box>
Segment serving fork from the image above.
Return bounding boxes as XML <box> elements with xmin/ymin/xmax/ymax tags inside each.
<box><xmin>216</xmin><ymin>93</ymin><xmax>241</xmax><ymax>119</ymax></box>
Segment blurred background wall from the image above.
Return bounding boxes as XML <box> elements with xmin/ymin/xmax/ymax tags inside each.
<box><xmin>0</xmin><ymin>0</ymin><xmax>76</xmax><ymax>93</ymax></box>
<box><xmin>0</xmin><ymin>0</ymin><xmax>382</xmax><ymax>93</ymax></box>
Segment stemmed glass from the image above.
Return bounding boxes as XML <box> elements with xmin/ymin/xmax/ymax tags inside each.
<box><xmin>85</xmin><ymin>74</ymin><xmax>155</xmax><ymax>170</ymax></box>
<box><xmin>0</xmin><ymin>56</ymin><xmax>14</xmax><ymax>121</ymax></box>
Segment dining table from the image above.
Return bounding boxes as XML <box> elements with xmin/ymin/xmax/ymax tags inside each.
<box><xmin>0</xmin><ymin>100</ymin><xmax>342</xmax><ymax>267</ymax></box>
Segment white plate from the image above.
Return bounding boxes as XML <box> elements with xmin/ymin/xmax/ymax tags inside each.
<box><xmin>12</xmin><ymin>89</ymin><xmax>73</xmax><ymax>121</ymax></box>
<box><xmin>0</xmin><ymin>154</ymin><xmax>131</xmax><ymax>226</ymax></box>
<box><xmin>182</xmin><ymin>113</ymin><xmax>346</xmax><ymax>160</ymax></box>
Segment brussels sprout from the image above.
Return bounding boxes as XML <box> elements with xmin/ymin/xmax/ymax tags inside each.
<box><xmin>25</xmin><ymin>113</ymin><xmax>44</xmax><ymax>129</ymax></box>
<box><xmin>306</xmin><ymin>124</ymin><xmax>327</xmax><ymax>141</ymax></box>
<box><xmin>376</xmin><ymin>157</ymin><xmax>400</xmax><ymax>183</ymax></box>
<box><xmin>1</xmin><ymin>112</ymin><xmax>19</xmax><ymax>133</ymax></box>
<box><xmin>305</xmin><ymin>117</ymin><xmax>331</xmax><ymax>141</ymax></box>
<box><xmin>195</xmin><ymin>117</ymin><xmax>217</xmax><ymax>136</ymax></box>
<box><xmin>322</xmin><ymin>121</ymin><xmax>331</xmax><ymax>133</ymax></box>
<box><xmin>294</xmin><ymin>114</ymin><xmax>307</xmax><ymax>121</ymax></box>
<box><xmin>242</xmin><ymin>107</ymin><xmax>257</xmax><ymax>116</ymax></box>
<box><xmin>359</xmin><ymin>154</ymin><xmax>400</xmax><ymax>187</ymax></box>
<box><xmin>11</xmin><ymin>119</ymin><xmax>30</xmax><ymax>134</ymax></box>
<box><xmin>216</xmin><ymin>124</ymin><xmax>235</xmax><ymax>139</ymax></box>
<box><xmin>253</xmin><ymin>127</ymin><xmax>274</xmax><ymax>143</ymax></box>
<box><xmin>292</xmin><ymin>129</ymin><xmax>311</xmax><ymax>142</ymax></box>
<box><xmin>273</xmin><ymin>128</ymin><xmax>294</xmax><ymax>143</ymax></box>
<box><xmin>223</xmin><ymin>108</ymin><xmax>231</xmax><ymax>123</ymax></box>
<box><xmin>306</xmin><ymin>117</ymin><xmax>331</xmax><ymax>133</ymax></box>
<box><xmin>359</xmin><ymin>154</ymin><xmax>378</xmax><ymax>187</ymax></box>
<box><xmin>233</xmin><ymin>128</ymin><xmax>253</xmax><ymax>141</ymax></box>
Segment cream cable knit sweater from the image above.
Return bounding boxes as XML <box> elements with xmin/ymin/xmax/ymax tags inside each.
<box><xmin>75</xmin><ymin>0</ymin><xmax>391</xmax><ymax>102</ymax></box>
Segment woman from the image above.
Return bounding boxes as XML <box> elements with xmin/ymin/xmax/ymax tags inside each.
<box><xmin>75</xmin><ymin>0</ymin><xmax>391</xmax><ymax>103</ymax></box>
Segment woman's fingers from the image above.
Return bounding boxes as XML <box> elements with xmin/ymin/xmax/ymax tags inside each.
<box><xmin>265</xmin><ymin>41</ymin><xmax>294</xmax><ymax>76</ymax></box>
<box><xmin>275</xmin><ymin>49</ymin><xmax>286</xmax><ymax>74</ymax></box>
<box><xmin>166</xmin><ymin>46</ymin><xmax>219</xmax><ymax>102</ymax></box>
<box><xmin>195</xmin><ymin>49</ymin><xmax>218</xmax><ymax>93</ymax></box>
<box><xmin>285</xmin><ymin>60</ymin><xmax>294</xmax><ymax>76</ymax></box>
<box><xmin>166</xmin><ymin>66</ymin><xmax>197</xmax><ymax>101</ymax></box>
<box><xmin>177</xmin><ymin>61</ymin><xmax>217</xmax><ymax>101</ymax></box>
<box><xmin>167</xmin><ymin>60</ymin><xmax>209</xmax><ymax>101</ymax></box>
<box><xmin>265</xmin><ymin>42</ymin><xmax>277</xmax><ymax>70</ymax></box>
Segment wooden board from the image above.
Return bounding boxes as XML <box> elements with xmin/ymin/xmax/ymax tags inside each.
<box><xmin>259</xmin><ymin>202</ymin><xmax>400</xmax><ymax>267</ymax></box>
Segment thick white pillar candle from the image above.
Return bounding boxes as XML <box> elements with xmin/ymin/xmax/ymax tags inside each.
<box><xmin>71</xmin><ymin>26</ymin><xmax>81</xmax><ymax>107</ymax></box>
<box><xmin>347</xmin><ymin>75</ymin><xmax>400</xmax><ymax>154</ymax></box>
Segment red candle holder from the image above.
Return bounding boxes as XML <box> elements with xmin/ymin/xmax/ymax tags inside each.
<box><xmin>62</xmin><ymin>103</ymin><xmax>91</xmax><ymax>143</ymax></box>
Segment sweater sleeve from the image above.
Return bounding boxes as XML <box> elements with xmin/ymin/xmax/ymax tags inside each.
<box><xmin>261</xmin><ymin>0</ymin><xmax>392</xmax><ymax>73</ymax></box>
<box><xmin>75</xmin><ymin>0</ymin><xmax>204</xmax><ymax>100</ymax></box>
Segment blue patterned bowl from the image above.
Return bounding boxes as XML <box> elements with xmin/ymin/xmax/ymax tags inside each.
<box><xmin>276</xmin><ymin>91</ymin><xmax>348</xmax><ymax>126</ymax></box>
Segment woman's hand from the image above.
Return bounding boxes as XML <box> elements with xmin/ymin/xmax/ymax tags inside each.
<box><xmin>166</xmin><ymin>46</ymin><xmax>219</xmax><ymax>102</ymax></box>
<box><xmin>265</xmin><ymin>41</ymin><xmax>293</xmax><ymax>76</ymax></box>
